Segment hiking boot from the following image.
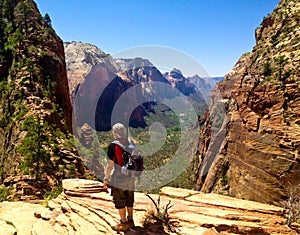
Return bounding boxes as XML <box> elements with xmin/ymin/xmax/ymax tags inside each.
<box><xmin>112</xmin><ymin>221</ymin><xmax>131</xmax><ymax>232</ymax></box>
<box><xmin>128</xmin><ymin>219</ymin><xmax>135</xmax><ymax>230</ymax></box>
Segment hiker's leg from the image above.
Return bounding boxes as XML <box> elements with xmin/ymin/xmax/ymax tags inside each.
<box><xmin>112</xmin><ymin>208</ymin><xmax>131</xmax><ymax>232</ymax></box>
<box><xmin>127</xmin><ymin>207</ymin><xmax>133</xmax><ymax>218</ymax></box>
<box><xmin>126</xmin><ymin>207</ymin><xmax>135</xmax><ymax>229</ymax></box>
<box><xmin>125</xmin><ymin>190</ymin><xmax>134</xmax><ymax>218</ymax></box>
<box><xmin>118</xmin><ymin>208</ymin><xmax>127</xmax><ymax>221</ymax></box>
<box><xmin>112</xmin><ymin>186</ymin><xmax>127</xmax><ymax>221</ymax></box>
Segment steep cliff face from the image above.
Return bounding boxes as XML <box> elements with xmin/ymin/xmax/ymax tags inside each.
<box><xmin>0</xmin><ymin>0</ymin><xmax>86</xmax><ymax>195</ymax></box>
<box><xmin>196</xmin><ymin>0</ymin><xmax>300</xmax><ymax>204</ymax></box>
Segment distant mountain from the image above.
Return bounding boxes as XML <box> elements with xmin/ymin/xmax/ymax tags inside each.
<box><xmin>164</xmin><ymin>69</ymin><xmax>195</xmax><ymax>95</ymax></box>
<box><xmin>65</xmin><ymin>42</ymin><xmax>210</xmax><ymax>131</ymax></box>
<box><xmin>65</xmin><ymin>42</ymin><xmax>171</xmax><ymax>130</ymax></box>
<box><xmin>188</xmin><ymin>75</ymin><xmax>223</xmax><ymax>91</ymax></box>
<box><xmin>115</xmin><ymin>57</ymin><xmax>153</xmax><ymax>71</ymax></box>
<box><xmin>115</xmin><ymin>57</ymin><xmax>170</xmax><ymax>84</ymax></box>
<box><xmin>188</xmin><ymin>75</ymin><xmax>223</xmax><ymax>102</ymax></box>
<box><xmin>161</xmin><ymin>69</ymin><xmax>207</xmax><ymax>115</ymax></box>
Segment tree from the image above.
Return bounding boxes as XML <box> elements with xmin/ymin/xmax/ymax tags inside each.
<box><xmin>19</xmin><ymin>1</ymin><xmax>29</xmax><ymax>36</ymax></box>
<box><xmin>0</xmin><ymin>0</ymin><xmax>5</xmax><ymax>54</ymax></box>
<box><xmin>5</xmin><ymin>27</ymin><xmax>25</xmax><ymax>56</ymax></box>
<box><xmin>18</xmin><ymin>115</ymin><xmax>53</xmax><ymax>180</ymax></box>
<box><xmin>43</xmin><ymin>13</ymin><xmax>52</xmax><ymax>26</ymax></box>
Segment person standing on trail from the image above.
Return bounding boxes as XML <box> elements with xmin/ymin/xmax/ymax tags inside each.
<box><xmin>103</xmin><ymin>123</ymin><xmax>135</xmax><ymax>232</ymax></box>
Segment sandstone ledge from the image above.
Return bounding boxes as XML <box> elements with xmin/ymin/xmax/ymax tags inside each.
<box><xmin>0</xmin><ymin>179</ymin><xmax>299</xmax><ymax>235</ymax></box>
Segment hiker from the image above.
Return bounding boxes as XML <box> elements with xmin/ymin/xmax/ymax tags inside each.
<box><xmin>103</xmin><ymin>123</ymin><xmax>135</xmax><ymax>232</ymax></box>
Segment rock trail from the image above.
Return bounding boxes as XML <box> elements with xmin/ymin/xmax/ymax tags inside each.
<box><xmin>0</xmin><ymin>179</ymin><xmax>299</xmax><ymax>235</ymax></box>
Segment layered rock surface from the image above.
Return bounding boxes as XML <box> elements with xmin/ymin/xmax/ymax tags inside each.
<box><xmin>0</xmin><ymin>179</ymin><xmax>298</xmax><ymax>235</ymax></box>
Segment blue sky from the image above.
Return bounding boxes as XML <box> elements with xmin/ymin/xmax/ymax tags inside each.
<box><xmin>35</xmin><ymin>0</ymin><xmax>280</xmax><ymax>77</ymax></box>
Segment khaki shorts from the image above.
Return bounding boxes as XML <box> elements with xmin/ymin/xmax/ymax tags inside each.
<box><xmin>111</xmin><ymin>187</ymin><xmax>134</xmax><ymax>209</ymax></box>
<box><xmin>111</xmin><ymin>172</ymin><xmax>135</xmax><ymax>209</ymax></box>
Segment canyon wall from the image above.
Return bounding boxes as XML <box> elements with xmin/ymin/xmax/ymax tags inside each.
<box><xmin>196</xmin><ymin>0</ymin><xmax>300</xmax><ymax>204</ymax></box>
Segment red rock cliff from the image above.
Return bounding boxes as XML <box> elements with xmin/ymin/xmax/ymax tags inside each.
<box><xmin>195</xmin><ymin>0</ymin><xmax>300</xmax><ymax>204</ymax></box>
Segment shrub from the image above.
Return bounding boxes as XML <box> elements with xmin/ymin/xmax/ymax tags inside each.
<box><xmin>42</xmin><ymin>184</ymin><xmax>63</xmax><ymax>207</ymax></box>
<box><xmin>262</xmin><ymin>61</ymin><xmax>272</xmax><ymax>77</ymax></box>
<box><xmin>143</xmin><ymin>193</ymin><xmax>178</xmax><ymax>232</ymax></box>
<box><xmin>0</xmin><ymin>186</ymin><xmax>13</xmax><ymax>202</ymax></box>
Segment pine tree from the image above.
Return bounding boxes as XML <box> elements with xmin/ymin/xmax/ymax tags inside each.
<box><xmin>43</xmin><ymin>13</ymin><xmax>52</xmax><ymax>26</ymax></box>
<box><xmin>18</xmin><ymin>115</ymin><xmax>53</xmax><ymax>180</ymax></box>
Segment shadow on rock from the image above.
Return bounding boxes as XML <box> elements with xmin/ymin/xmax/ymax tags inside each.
<box><xmin>124</xmin><ymin>224</ymin><xmax>170</xmax><ymax>235</ymax></box>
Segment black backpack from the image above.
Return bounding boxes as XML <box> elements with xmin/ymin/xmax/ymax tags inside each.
<box><xmin>112</xmin><ymin>140</ymin><xmax>144</xmax><ymax>177</ymax></box>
